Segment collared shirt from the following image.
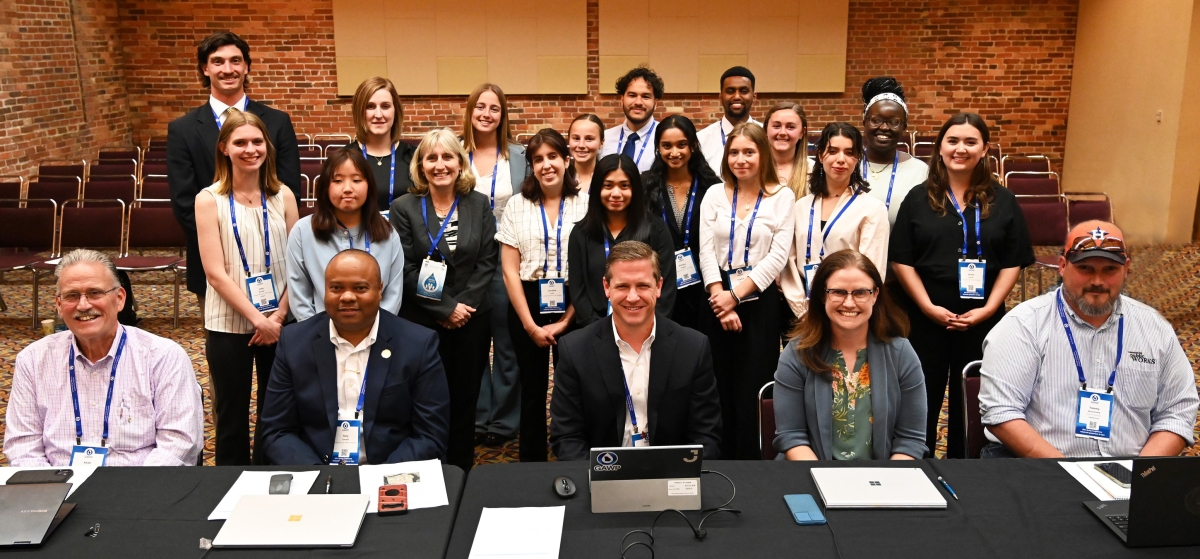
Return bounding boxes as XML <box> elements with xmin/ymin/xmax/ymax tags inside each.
<box><xmin>600</xmin><ymin>118</ymin><xmax>659</xmax><ymax>173</ymax></box>
<box><xmin>614</xmin><ymin>318</ymin><xmax>657</xmax><ymax>447</ymax></box>
<box><xmin>495</xmin><ymin>192</ymin><xmax>590</xmax><ymax>281</ymax></box>
<box><xmin>697</xmin><ymin>182</ymin><xmax>796</xmax><ymax>291</ymax></box>
<box><xmin>329</xmin><ymin>312</ymin><xmax>381</xmax><ymax>464</ymax></box>
<box><xmin>3</xmin><ymin>325</ymin><xmax>204</xmax><ymax>467</ymax></box>
<box><xmin>979</xmin><ymin>291</ymin><xmax>1198</xmax><ymax>457</ymax></box>
<box><xmin>286</xmin><ymin>215</ymin><xmax>405</xmax><ymax>321</ymax></box>
<box><xmin>697</xmin><ymin>116</ymin><xmax>760</xmax><ymax>176</ymax></box>
<box><xmin>209</xmin><ymin>94</ymin><xmax>248</xmax><ymax>128</ymax></box>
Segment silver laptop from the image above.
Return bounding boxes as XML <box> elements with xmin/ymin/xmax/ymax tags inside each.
<box><xmin>0</xmin><ymin>483</ymin><xmax>73</xmax><ymax>547</ymax></box>
<box><xmin>811</xmin><ymin>468</ymin><xmax>946</xmax><ymax>509</ymax></box>
<box><xmin>588</xmin><ymin>445</ymin><xmax>703</xmax><ymax>513</ymax></box>
<box><xmin>212</xmin><ymin>494</ymin><xmax>370</xmax><ymax>548</ymax></box>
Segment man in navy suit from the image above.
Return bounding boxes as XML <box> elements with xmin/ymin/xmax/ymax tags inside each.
<box><xmin>259</xmin><ymin>250</ymin><xmax>450</xmax><ymax>465</ymax></box>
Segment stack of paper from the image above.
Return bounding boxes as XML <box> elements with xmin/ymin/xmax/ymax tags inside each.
<box><xmin>1058</xmin><ymin>460</ymin><xmax>1132</xmax><ymax>501</ymax></box>
<box><xmin>356</xmin><ymin>459</ymin><xmax>448</xmax><ymax>513</ymax></box>
<box><xmin>208</xmin><ymin>471</ymin><xmax>321</xmax><ymax>520</ymax></box>
<box><xmin>468</xmin><ymin>506</ymin><xmax>565</xmax><ymax>559</ymax></box>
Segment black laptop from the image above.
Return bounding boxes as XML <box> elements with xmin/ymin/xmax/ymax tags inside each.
<box><xmin>0</xmin><ymin>483</ymin><xmax>75</xmax><ymax>547</ymax></box>
<box><xmin>1083</xmin><ymin>456</ymin><xmax>1200</xmax><ymax>548</ymax></box>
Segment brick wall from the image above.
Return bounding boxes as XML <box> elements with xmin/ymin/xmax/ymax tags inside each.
<box><xmin>0</xmin><ymin>0</ymin><xmax>1078</xmax><ymax>178</ymax></box>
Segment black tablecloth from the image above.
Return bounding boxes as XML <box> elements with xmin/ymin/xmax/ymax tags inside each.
<box><xmin>7</xmin><ymin>464</ymin><xmax>463</xmax><ymax>558</ymax></box>
<box><xmin>446</xmin><ymin>459</ymin><xmax>1195</xmax><ymax>559</ymax></box>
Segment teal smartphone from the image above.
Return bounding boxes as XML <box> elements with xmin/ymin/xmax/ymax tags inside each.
<box><xmin>784</xmin><ymin>494</ymin><xmax>827</xmax><ymax>525</ymax></box>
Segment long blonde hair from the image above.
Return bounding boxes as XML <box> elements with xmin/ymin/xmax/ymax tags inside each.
<box><xmin>763</xmin><ymin>102</ymin><xmax>809</xmax><ymax>198</ymax></box>
<box><xmin>212</xmin><ymin>110</ymin><xmax>284</xmax><ymax>196</ymax></box>
<box><xmin>409</xmin><ymin>128</ymin><xmax>477</xmax><ymax>196</ymax></box>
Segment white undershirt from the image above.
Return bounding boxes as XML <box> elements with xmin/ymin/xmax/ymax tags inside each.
<box><xmin>614</xmin><ymin>319</ymin><xmax>656</xmax><ymax>447</ymax></box>
<box><xmin>329</xmin><ymin>312</ymin><xmax>380</xmax><ymax>463</ymax></box>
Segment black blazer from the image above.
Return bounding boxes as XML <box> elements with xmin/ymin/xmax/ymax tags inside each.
<box><xmin>167</xmin><ymin>99</ymin><xmax>301</xmax><ymax>293</ymax></box>
<box><xmin>390</xmin><ymin>190</ymin><xmax>498</xmax><ymax>327</ymax></box>
<box><xmin>549</xmin><ymin>316</ymin><xmax>722</xmax><ymax>460</ymax></box>
<box><xmin>258</xmin><ymin>310</ymin><xmax>450</xmax><ymax>465</ymax></box>
<box><xmin>349</xmin><ymin>140</ymin><xmax>417</xmax><ymax>211</ymax></box>
<box><xmin>567</xmin><ymin>218</ymin><xmax>677</xmax><ymax>328</ymax></box>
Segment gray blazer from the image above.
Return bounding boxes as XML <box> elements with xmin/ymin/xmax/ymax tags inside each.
<box><xmin>507</xmin><ymin>143</ymin><xmax>529</xmax><ymax>186</ymax></box>
<box><xmin>772</xmin><ymin>335</ymin><xmax>928</xmax><ymax>460</ymax></box>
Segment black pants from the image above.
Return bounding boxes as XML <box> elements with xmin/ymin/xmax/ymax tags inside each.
<box><xmin>670</xmin><ymin>281</ymin><xmax>708</xmax><ymax>332</ymax></box>
<box><xmin>434</xmin><ymin>310</ymin><xmax>491</xmax><ymax>472</ymax></box>
<box><xmin>508</xmin><ymin>281</ymin><xmax>571</xmax><ymax>462</ymax></box>
<box><xmin>205</xmin><ymin>330</ymin><xmax>276</xmax><ymax>465</ymax></box>
<box><xmin>703</xmin><ymin>283</ymin><xmax>784</xmax><ymax>460</ymax></box>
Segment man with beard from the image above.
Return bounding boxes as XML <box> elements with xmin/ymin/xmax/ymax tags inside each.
<box><xmin>978</xmin><ymin>221</ymin><xmax>1197</xmax><ymax>458</ymax></box>
<box><xmin>600</xmin><ymin>66</ymin><xmax>664</xmax><ymax>174</ymax></box>
<box><xmin>696</xmin><ymin>66</ymin><xmax>759</xmax><ymax>175</ymax></box>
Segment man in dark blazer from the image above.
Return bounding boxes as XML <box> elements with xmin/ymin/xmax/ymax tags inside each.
<box><xmin>259</xmin><ymin>250</ymin><xmax>450</xmax><ymax>465</ymax></box>
<box><xmin>550</xmin><ymin>241</ymin><xmax>721</xmax><ymax>461</ymax></box>
<box><xmin>167</xmin><ymin>31</ymin><xmax>301</xmax><ymax>302</ymax></box>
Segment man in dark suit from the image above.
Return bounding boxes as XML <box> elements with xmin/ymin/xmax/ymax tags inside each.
<box><xmin>258</xmin><ymin>250</ymin><xmax>450</xmax><ymax>465</ymax></box>
<box><xmin>167</xmin><ymin>31</ymin><xmax>301</xmax><ymax>304</ymax></box>
<box><xmin>550</xmin><ymin>241</ymin><xmax>721</xmax><ymax>461</ymax></box>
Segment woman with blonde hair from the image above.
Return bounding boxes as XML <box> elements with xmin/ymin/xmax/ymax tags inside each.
<box><xmin>763</xmin><ymin>102</ymin><xmax>811</xmax><ymax>199</ymax></box>
<box><xmin>348</xmin><ymin>76</ymin><xmax>415</xmax><ymax>211</ymax></box>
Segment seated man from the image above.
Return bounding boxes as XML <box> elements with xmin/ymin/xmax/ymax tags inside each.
<box><xmin>4</xmin><ymin>250</ymin><xmax>204</xmax><ymax>467</ymax></box>
<box><xmin>979</xmin><ymin>221</ymin><xmax>1198</xmax><ymax>458</ymax></box>
<box><xmin>259</xmin><ymin>249</ymin><xmax>450</xmax><ymax>465</ymax></box>
<box><xmin>549</xmin><ymin>241</ymin><xmax>722</xmax><ymax>460</ymax></box>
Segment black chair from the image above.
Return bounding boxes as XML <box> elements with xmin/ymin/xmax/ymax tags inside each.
<box><xmin>961</xmin><ymin>361</ymin><xmax>985</xmax><ymax>459</ymax></box>
<box><xmin>759</xmin><ymin>381</ymin><xmax>777</xmax><ymax>460</ymax></box>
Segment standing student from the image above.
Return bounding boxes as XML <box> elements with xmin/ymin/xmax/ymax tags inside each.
<box><xmin>642</xmin><ymin>114</ymin><xmax>723</xmax><ymax>331</ymax></box>
<box><xmin>568</xmin><ymin>114</ymin><xmax>605</xmax><ymax>189</ymax></box>
<box><xmin>496</xmin><ymin>129</ymin><xmax>589</xmax><ymax>461</ymax></box>
<box><xmin>392</xmin><ymin>129</ymin><xmax>497</xmax><ymax>472</ymax></box>
<box><xmin>286</xmin><ymin>147</ymin><xmax>404</xmax><ymax>321</ymax></box>
<box><xmin>890</xmin><ymin>113</ymin><xmax>1034</xmax><ymax>459</ymax></box>
<box><xmin>600</xmin><ymin>66</ymin><xmax>664</xmax><ymax>174</ymax></box>
<box><xmin>347</xmin><ymin>77</ymin><xmax>416</xmax><ymax>212</ymax></box>
<box><xmin>169</xmin><ymin>31</ymin><xmax>301</xmax><ymax>307</ymax></box>
<box><xmin>195</xmin><ymin>111</ymin><xmax>299</xmax><ymax>465</ymax></box>
<box><xmin>860</xmin><ymin>77</ymin><xmax>929</xmax><ymax>225</ymax></box>
<box><xmin>463</xmin><ymin>83</ymin><xmax>529</xmax><ymax>448</ymax></box>
<box><xmin>569</xmin><ymin>154</ymin><xmax>676</xmax><ymax>327</ymax></box>
<box><xmin>780</xmin><ymin>123</ymin><xmax>889</xmax><ymax>318</ymax></box>
<box><xmin>763</xmin><ymin>102</ymin><xmax>811</xmax><ymax>200</ymax></box>
<box><xmin>698</xmin><ymin>122</ymin><xmax>796</xmax><ymax>459</ymax></box>
<box><xmin>697</xmin><ymin>66</ymin><xmax>759</xmax><ymax>175</ymax></box>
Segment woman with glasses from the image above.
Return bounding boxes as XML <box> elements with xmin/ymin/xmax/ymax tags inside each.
<box><xmin>773</xmin><ymin>249</ymin><xmax>926</xmax><ymax>461</ymax></box>
<box><xmin>860</xmin><ymin>77</ymin><xmax>928</xmax><ymax>225</ymax></box>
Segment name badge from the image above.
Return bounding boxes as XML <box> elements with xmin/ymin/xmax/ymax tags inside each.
<box><xmin>958</xmin><ymin>259</ymin><xmax>986</xmax><ymax>299</ymax></box>
<box><xmin>631</xmin><ymin>431</ymin><xmax>650</xmax><ymax>448</ymax></box>
<box><xmin>726</xmin><ymin>265</ymin><xmax>759</xmax><ymax>303</ymax></box>
<box><xmin>802</xmin><ymin>263</ymin><xmax>819</xmax><ymax>296</ymax></box>
<box><xmin>675</xmin><ymin>248</ymin><xmax>700</xmax><ymax>288</ymax></box>
<box><xmin>70</xmin><ymin>445</ymin><xmax>109</xmax><ymax>467</ymax></box>
<box><xmin>539</xmin><ymin>278</ymin><xmax>566</xmax><ymax>314</ymax></box>
<box><xmin>331</xmin><ymin>416</ymin><xmax>362</xmax><ymax>465</ymax></box>
<box><xmin>246</xmin><ymin>273</ymin><xmax>279</xmax><ymax>311</ymax></box>
<box><xmin>415</xmin><ymin>258</ymin><xmax>448</xmax><ymax>300</ymax></box>
<box><xmin>1075</xmin><ymin>390</ymin><xmax>1114</xmax><ymax>440</ymax></box>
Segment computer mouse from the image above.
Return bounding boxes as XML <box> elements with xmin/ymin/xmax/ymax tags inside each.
<box><xmin>553</xmin><ymin>475</ymin><xmax>576</xmax><ymax>499</ymax></box>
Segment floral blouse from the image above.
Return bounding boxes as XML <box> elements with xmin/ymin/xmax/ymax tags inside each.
<box><xmin>831</xmin><ymin>349</ymin><xmax>873</xmax><ymax>460</ymax></box>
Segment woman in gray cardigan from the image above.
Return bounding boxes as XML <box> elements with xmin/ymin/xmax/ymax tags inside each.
<box><xmin>773</xmin><ymin>249</ymin><xmax>927</xmax><ymax>460</ymax></box>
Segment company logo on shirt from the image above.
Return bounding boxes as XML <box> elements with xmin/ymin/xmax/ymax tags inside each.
<box><xmin>1128</xmin><ymin>351</ymin><xmax>1156</xmax><ymax>365</ymax></box>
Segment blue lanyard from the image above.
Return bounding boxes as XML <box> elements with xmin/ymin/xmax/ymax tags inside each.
<box><xmin>861</xmin><ymin>151</ymin><xmax>899</xmax><ymax>209</ymax></box>
<box><xmin>469</xmin><ymin>148</ymin><xmax>501</xmax><ymax>210</ymax></box>
<box><xmin>335</xmin><ymin>219</ymin><xmax>370</xmax><ymax>254</ymax></box>
<box><xmin>622</xmin><ymin>374</ymin><xmax>640</xmax><ymax>433</ymax></box>
<box><xmin>1056</xmin><ymin>288</ymin><xmax>1123</xmax><ymax>392</ymax></box>
<box><xmin>660</xmin><ymin>178</ymin><xmax>699</xmax><ymax>246</ymax></box>
<box><xmin>617</xmin><ymin>121</ymin><xmax>656</xmax><ymax>166</ymax></box>
<box><xmin>68</xmin><ymin>330</ymin><xmax>127</xmax><ymax>446</ymax></box>
<box><xmin>228</xmin><ymin>189</ymin><xmax>271</xmax><ymax>276</ymax></box>
<box><xmin>420</xmin><ymin>195</ymin><xmax>461</xmax><ymax>259</ymax></box>
<box><xmin>540</xmin><ymin>197</ymin><xmax>566</xmax><ymax>277</ymax></box>
<box><xmin>804</xmin><ymin>193</ymin><xmax>858</xmax><ymax>264</ymax></box>
<box><xmin>361</xmin><ymin>142</ymin><xmax>397</xmax><ymax>206</ymax></box>
<box><xmin>726</xmin><ymin>186</ymin><xmax>764</xmax><ymax>268</ymax></box>
<box><xmin>355</xmin><ymin>363</ymin><xmax>369</xmax><ymax>420</ymax></box>
<box><xmin>947</xmin><ymin>189</ymin><xmax>982</xmax><ymax>260</ymax></box>
<box><xmin>719</xmin><ymin>120</ymin><xmax>726</xmax><ymax>146</ymax></box>
<box><xmin>212</xmin><ymin>98</ymin><xmax>248</xmax><ymax>130</ymax></box>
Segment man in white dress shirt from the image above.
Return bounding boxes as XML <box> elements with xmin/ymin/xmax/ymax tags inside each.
<box><xmin>600</xmin><ymin>66</ymin><xmax>665</xmax><ymax>173</ymax></box>
<box><xmin>697</xmin><ymin>66</ymin><xmax>759</xmax><ymax>175</ymax></box>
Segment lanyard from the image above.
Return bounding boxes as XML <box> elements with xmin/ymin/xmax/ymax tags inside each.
<box><xmin>354</xmin><ymin>362</ymin><xmax>369</xmax><ymax>420</ymax></box>
<box><xmin>719</xmin><ymin>120</ymin><xmax>726</xmax><ymax>146</ymax></box>
<box><xmin>540</xmin><ymin>196</ymin><xmax>566</xmax><ymax>277</ymax></box>
<box><xmin>335</xmin><ymin>219</ymin><xmax>370</xmax><ymax>254</ymax></box>
<box><xmin>212</xmin><ymin>97</ymin><xmax>248</xmax><ymax>130</ymax></box>
<box><xmin>229</xmin><ymin>189</ymin><xmax>271</xmax><ymax>277</ymax></box>
<box><xmin>420</xmin><ymin>195</ymin><xmax>461</xmax><ymax>259</ymax></box>
<box><xmin>1057</xmin><ymin>288</ymin><xmax>1124</xmax><ymax>393</ymax></box>
<box><xmin>621</xmin><ymin>373</ymin><xmax>641</xmax><ymax>434</ymax></box>
<box><xmin>947</xmin><ymin>189</ymin><xmax>982</xmax><ymax>260</ymax></box>
<box><xmin>68</xmin><ymin>330</ymin><xmax>127</xmax><ymax>446</ymax></box>
<box><xmin>804</xmin><ymin>193</ymin><xmax>859</xmax><ymax>264</ymax></box>
<box><xmin>360</xmin><ymin>143</ymin><xmax>397</xmax><ymax>206</ymax></box>
<box><xmin>469</xmin><ymin>148</ymin><xmax>501</xmax><ymax>210</ymax></box>
<box><xmin>617</xmin><ymin>121</ymin><xmax>656</xmax><ymax>166</ymax></box>
<box><xmin>660</xmin><ymin>178</ymin><xmax>699</xmax><ymax>246</ymax></box>
<box><xmin>726</xmin><ymin>186</ymin><xmax>764</xmax><ymax>268</ymax></box>
<box><xmin>861</xmin><ymin>151</ymin><xmax>899</xmax><ymax>209</ymax></box>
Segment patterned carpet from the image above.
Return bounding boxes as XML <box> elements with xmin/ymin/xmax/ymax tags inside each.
<box><xmin>1</xmin><ymin>245</ymin><xmax>1197</xmax><ymax>466</ymax></box>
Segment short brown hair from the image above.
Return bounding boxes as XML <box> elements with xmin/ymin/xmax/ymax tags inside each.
<box><xmin>352</xmin><ymin>77</ymin><xmax>404</xmax><ymax>144</ymax></box>
<box><xmin>603</xmin><ymin>241</ymin><xmax>661</xmax><ymax>282</ymax></box>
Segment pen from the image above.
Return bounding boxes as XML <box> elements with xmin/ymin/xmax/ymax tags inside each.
<box><xmin>937</xmin><ymin>476</ymin><xmax>959</xmax><ymax>500</ymax></box>
<box><xmin>325</xmin><ymin>475</ymin><xmax>333</xmax><ymax>494</ymax></box>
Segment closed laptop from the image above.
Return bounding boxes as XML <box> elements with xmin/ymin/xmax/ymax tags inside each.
<box><xmin>212</xmin><ymin>494</ymin><xmax>370</xmax><ymax>548</ymax></box>
<box><xmin>811</xmin><ymin>468</ymin><xmax>946</xmax><ymax>509</ymax></box>
<box><xmin>588</xmin><ymin>445</ymin><xmax>703</xmax><ymax>513</ymax></box>
<box><xmin>0</xmin><ymin>483</ymin><xmax>73</xmax><ymax>547</ymax></box>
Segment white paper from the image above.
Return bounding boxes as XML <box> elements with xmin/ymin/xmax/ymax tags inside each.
<box><xmin>0</xmin><ymin>465</ymin><xmax>97</xmax><ymax>497</ymax></box>
<box><xmin>1058</xmin><ymin>460</ymin><xmax>1132</xmax><ymax>501</ymax></box>
<box><xmin>357</xmin><ymin>459</ymin><xmax>448</xmax><ymax>513</ymax></box>
<box><xmin>207</xmin><ymin>470</ymin><xmax>321</xmax><ymax>520</ymax></box>
<box><xmin>468</xmin><ymin>506</ymin><xmax>565</xmax><ymax>559</ymax></box>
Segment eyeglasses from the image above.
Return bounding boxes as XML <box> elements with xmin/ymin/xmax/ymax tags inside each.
<box><xmin>867</xmin><ymin>115</ymin><xmax>905</xmax><ymax>130</ymax></box>
<box><xmin>825</xmin><ymin>288</ymin><xmax>876</xmax><ymax>304</ymax></box>
<box><xmin>59</xmin><ymin>286</ymin><xmax>120</xmax><ymax>304</ymax></box>
<box><xmin>1066</xmin><ymin>231</ymin><xmax>1126</xmax><ymax>256</ymax></box>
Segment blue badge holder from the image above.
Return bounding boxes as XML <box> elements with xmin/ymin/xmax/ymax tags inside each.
<box><xmin>539</xmin><ymin>277</ymin><xmax>567</xmax><ymax>314</ymax></box>
<box><xmin>70</xmin><ymin>445</ymin><xmax>109</xmax><ymax>467</ymax></box>
<box><xmin>675</xmin><ymin>248</ymin><xmax>701</xmax><ymax>288</ymax></box>
<box><xmin>246</xmin><ymin>273</ymin><xmax>279</xmax><ymax>311</ymax></box>
<box><xmin>416</xmin><ymin>259</ymin><xmax>447</xmax><ymax>301</ymax></box>
<box><xmin>331</xmin><ymin>419</ymin><xmax>362</xmax><ymax>465</ymax></box>
<box><xmin>1075</xmin><ymin>390</ymin><xmax>1114</xmax><ymax>440</ymax></box>
<box><xmin>958</xmin><ymin>259</ymin><xmax>986</xmax><ymax>300</ymax></box>
<box><xmin>726</xmin><ymin>266</ymin><xmax>759</xmax><ymax>302</ymax></box>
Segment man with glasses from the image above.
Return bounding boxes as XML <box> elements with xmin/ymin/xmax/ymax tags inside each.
<box><xmin>4</xmin><ymin>250</ymin><xmax>205</xmax><ymax>466</ymax></box>
<box><xmin>979</xmin><ymin>221</ymin><xmax>1198</xmax><ymax>458</ymax></box>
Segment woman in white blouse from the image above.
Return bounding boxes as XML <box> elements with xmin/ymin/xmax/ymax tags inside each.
<box><xmin>763</xmin><ymin>102</ymin><xmax>812</xmax><ymax>200</ymax></box>
<box><xmin>496</xmin><ymin>128</ymin><xmax>589</xmax><ymax>462</ymax></box>
<box><xmin>860</xmin><ymin>77</ymin><xmax>929</xmax><ymax>224</ymax></box>
<box><xmin>698</xmin><ymin>122</ymin><xmax>796</xmax><ymax>459</ymax></box>
<box><xmin>780</xmin><ymin>123</ymin><xmax>889</xmax><ymax>318</ymax></box>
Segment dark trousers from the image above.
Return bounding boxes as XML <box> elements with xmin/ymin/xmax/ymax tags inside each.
<box><xmin>703</xmin><ymin>283</ymin><xmax>784</xmax><ymax>460</ymax></box>
<box><xmin>434</xmin><ymin>310</ymin><xmax>491</xmax><ymax>472</ymax></box>
<box><xmin>508</xmin><ymin>281</ymin><xmax>570</xmax><ymax>462</ymax></box>
<box><xmin>670</xmin><ymin>281</ymin><xmax>708</xmax><ymax>333</ymax></box>
<box><xmin>205</xmin><ymin>330</ymin><xmax>276</xmax><ymax>465</ymax></box>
